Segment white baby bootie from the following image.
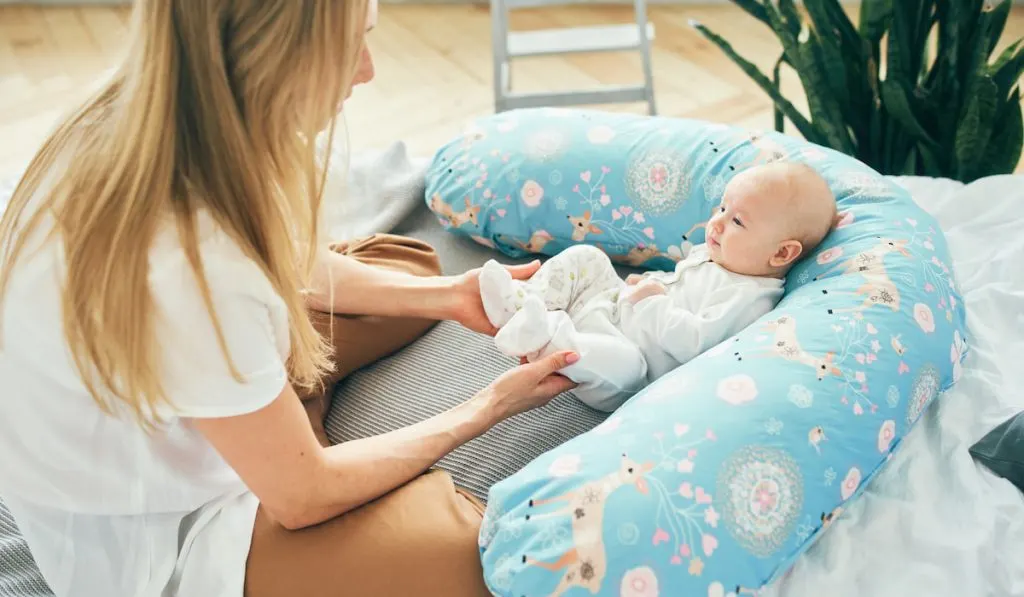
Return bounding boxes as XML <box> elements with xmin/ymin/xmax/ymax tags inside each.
<box><xmin>479</xmin><ymin>259</ymin><xmax>526</xmax><ymax>328</ymax></box>
<box><xmin>494</xmin><ymin>295</ymin><xmax>555</xmax><ymax>357</ymax></box>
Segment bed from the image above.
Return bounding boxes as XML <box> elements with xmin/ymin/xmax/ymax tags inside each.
<box><xmin>2</xmin><ymin>173</ymin><xmax>1023</xmax><ymax>597</ymax></box>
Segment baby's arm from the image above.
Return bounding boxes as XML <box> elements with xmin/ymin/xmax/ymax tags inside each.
<box><xmin>629</xmin><ymin>283</ymin><xmax>772</xmax><ymax>366</ymax></box>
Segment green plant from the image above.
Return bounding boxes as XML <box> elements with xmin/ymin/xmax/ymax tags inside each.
<box><xmin>690</xmin><ymin>0</ymin><xmax>1024</xmax><ymax>182</ymax></box>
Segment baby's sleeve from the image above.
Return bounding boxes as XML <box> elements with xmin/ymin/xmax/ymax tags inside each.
<box><xmin>630</xmin><ymin>279</ymin><xmax>779</xmax><ymax>365</ymax></box>
<box><xmin>150</xmin><ymin>251</ymin><xmax>291</xmax><ymax>419</ymax></box>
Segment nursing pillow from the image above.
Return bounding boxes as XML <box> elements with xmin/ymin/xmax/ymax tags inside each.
<box><xmin>424</xmin><ymin>108</ymin><xmax>969</xmax><ymax>596</ymax></box>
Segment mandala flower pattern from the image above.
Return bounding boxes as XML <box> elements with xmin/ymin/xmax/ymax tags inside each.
<box><xmin>624</xmin><ymin>149</ymin><xmax>692</xmax><ymax>216</ymax></box>
<box><xmin>717</xmin><ymin>446</ymin><xmax>804</xmax><ymax>557</ymax></box>
<box><xmin>907</xmin><ymin>363</ymin><xmax>941</xmax><ymax>424</ymax></box>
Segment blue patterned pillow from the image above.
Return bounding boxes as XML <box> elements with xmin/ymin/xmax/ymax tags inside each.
<box><xmin>425</xmin><ymin>108</ymin><xmax>969</xmax><ymax>596</ymax></box>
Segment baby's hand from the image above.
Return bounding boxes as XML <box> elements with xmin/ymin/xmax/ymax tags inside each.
<box><xmin>625</xmin><ymin>274</ymin><xmax>645</xmax><ymax>286</ymax></box>
<box><xmin>626</xmin><ymin>278</ymin><xmax>667</xmax><ymax>305</ymax></box>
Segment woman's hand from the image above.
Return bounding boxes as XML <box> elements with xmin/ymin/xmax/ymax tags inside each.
<box><xmin>476</xmin><ymin>351</ymin><xmax>580</xmax><ymax>420</ymax></box>
<box><xmin>446</xmin><ymin>260</ymin><xmax>542</xmax><ymax>336</ymax></box>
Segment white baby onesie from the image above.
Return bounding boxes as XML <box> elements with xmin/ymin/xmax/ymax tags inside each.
<box><xmin>479</xmin><ymin>244</ymin><xmax>785</xmax><ymax>412</ymax></box>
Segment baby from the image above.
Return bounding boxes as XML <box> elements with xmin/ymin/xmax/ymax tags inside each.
<box><xmin>479</xmin><ymin>162</ymin><xmax>837</xmax><ymax>412</ymax></box>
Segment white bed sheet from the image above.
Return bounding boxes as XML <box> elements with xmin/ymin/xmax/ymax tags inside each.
<box><xmin>761</xmin><ymin>175</ymin><xmax>1024</xmax><ymax>597</ymax></box>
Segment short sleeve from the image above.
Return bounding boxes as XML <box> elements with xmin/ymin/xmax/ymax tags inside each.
<box><xmin>151</xmin><ymin>248</ymin><xmax>290</xmax><ymax>419</ymax></box>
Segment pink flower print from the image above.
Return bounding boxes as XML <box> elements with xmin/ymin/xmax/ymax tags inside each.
<box><xmin>634</xmin><ymin>212</ymin><xmax>646</xmax><ymax>223</ymax></box>
<box><xmin>612</xmin><ymin>210</ymin><xmax>622</xmax><ymax>221</ymax></box>
<box><xmin>702</xmin><ymin>534</ymin><xmax>719</xmax><ymax>557</ymax></box>
<box><xmin>931</xmin><ymin>256</ymin><xmax>941</xmax><ymax>266</ymax></box>
<box><xmin>898</xmin><ymin>361</ymin><xmax>910</xmax><ymax>374</ymax></box>
<box><xmin>695</xmin><ymin>487</ymin><xmax>712</xmax><ymax>504</ymax></box>
<box><xmin>548</xmin><ymin>454</ymin><xmax>581</xmax><ymax>478</ymax></box>
<box><xmin>705</xmin><ymin>429</ymin><xmax>717</xmax><ymax>441</ymax></box>
<box><xmin>620</xmin><ymin>206</ymin><xmax>633</xmax><ymax>216</ymax></box>
<box><xmin>914</xmin><ymin>303</ymin><xmax>936</xmax><ymax>333</ymax></box>
<box><xmin>836</xmin><ymin>211</ymin><xmax>854</xmax><ymax>229</ymax></box>
<box><xmin>601</xmin><ymin>184</ymin><xmax>607</xmax><ymax>192</ymax></box>
<box><xmin>924</xmin><ymin>283</ymin><xmax>935</xmax><ymax>293</ymax></box>
<box><xmin>573</xmin><ymin>184</ymin><xmax>580</xmax><ymax>193</ymax></box>
<box><xmin>856</xmin><ymin>354</ymin><xmax>866</xmax><ymax>364</ymax></box>
<box><xmin>483</xmin><ymin>189</ymin><xmax>492</xmax><ymax>199</ymax></box>
<box><xmin>677</xmin><ymin>459</ymin><xmax>695</xmax><ymax>473</ymax></box>
<box><xmin>878</xmin><ymin>420</ymin><xmax>896</xmax><ymax>453</ymax></box>
<box><xmin>905</xmin><ymin>217</ymin><xmax>918</xmax><ymax>227</ymax></box>
<box><xmin>752</xmin><ymin>479</ymin><xmax>779</xmax><ymax>514</ymax></box>
<box><xmin>520</xmin><ymin>180</ymin><xmax>544</xmax><ymax>207</ymax></box>
<box><xmin>855</xmin><ymin>371</ymin><xmax>866</xmax><ymax>383</ymax></box>
<box><xmin>650</xmin><ymin>165</ymin><xmax>668</xmax><ymax>188</ymax></box>
<box><xmin>620</xmin><ymin>566</ymin><xmax>660</xmax><ymax>597</ymax></box>
<box><xmin>866</xmin><ymin>323</ymin><xmax>878</xmax><ymax>334</ymax></box>
<box><xmin>671</xmin><ymin>556</ymin><xmax>682</xmax><ymax>566</ymax></box>
<box><xmin>600</xmin><ymin>194</ymin><xmax>612</xmax><ymax>206</ymax></box>
<box><xmin>674</xmin><ymin>423</ymin><xmax>690</xmax><ymax>436</ymax></box>
<box><xmin>717</xmin><ymin>374</ymin><xmax>758</xmax><ymax>405</ymax></box>
<box><xmin>580</xmin><ymin>170</ymin><xmax>592</xmax><ymax>183</ymax></box>
<box><xmin>679</xmin><ymin>482</ymin><xmax>694</xmax><ymax>498</ymax></box>
<box><xmin>841</xmin><ymin>467</ymin><xmax>861</xmax><ymax>500</ymax></box>
<box><xmin>644</xmin><ymin>227</ymin><xmax>656</xmax><ymax>239</ymax></box>
<box><xmin>680</xmin><ymin>544</ymin><xmax>691</xmax><ymax>558</ymax></box>
<box><xmin>652</xmin><ymin>528</ymin><xmax>670</xmax><ymax>546</ymax></box>
<box><xmin>704</xmin><ymin>506</ymin><xmax>720</xmax><ymax>528</ymax></box>
<box><xmin>496</xmin><ymin>209</ymin><xmax>507</xmax><ymax>217</ymax></box>
<box><xmin>853</xmin><ymin>402</ymin><xmax>864</xmax><ymax>415</ymax></box>
<box><xmin>816</xmin><ymin>246</ymin><xmax>843</xmax><ymax>265</ymax></box>
<box><xmin>866</xmin><ymin>353</ymin><xmax>877</xmax><ymax>364</ymax></box>
<box><xmin>602</xmin><ymin>166</ymin><xmax>611</xmax><ymax>174</ymax></box>
<box><xmin>923</xmin><ymin>240</ymin><xmax>935</xmax><ymax>251</ymax></box>
<box><xmin>871</xmin><ymin>340</ymin><xmax>881</xmax><ymax>353</ymax></box>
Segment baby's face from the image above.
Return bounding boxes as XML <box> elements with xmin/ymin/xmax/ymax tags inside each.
<box><xmin>705</xmin><ymin>168</ymin><xmax>801</xmax><ymax>277</ymax></box>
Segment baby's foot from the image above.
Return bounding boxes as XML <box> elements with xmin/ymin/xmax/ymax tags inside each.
<box><xmin>479</xmin><ymin>260</ymin><xmax>525</xmax><ymax>328</ymax></box>
<box><xmin>494</xmin><ymin>295</ymin><xmax>553</xmax><ymax>357</ymax></box>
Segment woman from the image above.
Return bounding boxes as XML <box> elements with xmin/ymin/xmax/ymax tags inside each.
<box><xmin>0</xmin><ymin>1</ymin><xmax>578</xmax><ymax>596</ymax></box>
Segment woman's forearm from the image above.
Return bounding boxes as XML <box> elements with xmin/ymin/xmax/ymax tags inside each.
<box><xmin>296</xmin><ymin>392</ymin><xmax>497</xmax><ymax>528</ymax></box>
<box><xmin>305</xmin><ymin>249</ymin><xmax>453</xmax><ymax>319</ymax></box>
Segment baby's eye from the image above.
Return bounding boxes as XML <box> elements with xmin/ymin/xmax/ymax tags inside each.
<box><xmin>719</xmin><ymin>206</ymin><xmax>726</xmax><ymax>213</ymax></box>
<box><xmin>733</xmin><ymin>217</ymin><xmax>743</xmax><ymax>226</ymax></box>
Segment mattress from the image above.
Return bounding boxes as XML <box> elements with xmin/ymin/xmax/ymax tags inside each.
<box><xmin>2</xmin><ymin>174</ymin><xmax>1023</xmax><ymax>596</ymax></box>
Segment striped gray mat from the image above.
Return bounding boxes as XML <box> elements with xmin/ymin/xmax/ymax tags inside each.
<box><xmin>0</xmin><ymin>504</ymin><xmax>49</xmax><ymax>597</ymax></box>
<box><xmin>325</xmin><ymin>320</ymin><xmax>608</xmax><ymax>501</ymax></box>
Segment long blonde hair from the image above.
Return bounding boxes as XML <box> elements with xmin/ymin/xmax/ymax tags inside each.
<box><xmin>0</xmin><ymin>0</ymin><xmax>369</xmax><ymax>425</ymax></box>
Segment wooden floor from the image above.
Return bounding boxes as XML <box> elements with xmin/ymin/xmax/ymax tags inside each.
<box><xmin>0</xmin><ymin>4</ymin><xmax>1022</xmax><ymax>180</ymax></box>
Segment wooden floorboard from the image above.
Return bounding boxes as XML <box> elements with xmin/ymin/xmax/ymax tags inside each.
<box><xmin>0</xmin><ymin>3</ymin><xmax>1021</xmax><ymax>180</ymax></box>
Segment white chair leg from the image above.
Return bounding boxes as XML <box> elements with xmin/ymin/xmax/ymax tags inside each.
<box><xmin>490</xmin><ymin>0</ymin><xmax>510</xmax><ymax>113</ymax></box>
<box><xmin>634</xmin><ymin>0</ymin><xmax>657</xmax><ymax>115</ymax></box>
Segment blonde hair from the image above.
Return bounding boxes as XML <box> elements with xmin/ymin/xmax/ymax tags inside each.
<box><xmin>0</xmin><ymin>0</ymin><xmax>370</xmax><ymax>426</ymax></box>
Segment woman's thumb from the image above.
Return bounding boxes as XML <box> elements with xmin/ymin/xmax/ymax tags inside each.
<box><xmin>532</xmin><ymin>350</ymin><xmax>579</xmax><ymax>374</ymax></box>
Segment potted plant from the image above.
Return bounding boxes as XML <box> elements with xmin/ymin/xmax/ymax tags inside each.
<box><xmin>690</xmin><ymin>0</ymin><xmax>1023</xmax><ymax>182</ymax></box>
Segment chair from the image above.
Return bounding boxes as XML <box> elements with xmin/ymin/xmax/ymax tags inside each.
<box><xmin>489</xmin><ymin>0</ymin><xmax>657</xmax><ymax>115</ymax></box>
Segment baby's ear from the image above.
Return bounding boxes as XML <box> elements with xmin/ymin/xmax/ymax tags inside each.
<box><xmin>770</xmin><ymin>239</ymin><xmax>803</xmax><ymax>268</ymax></box>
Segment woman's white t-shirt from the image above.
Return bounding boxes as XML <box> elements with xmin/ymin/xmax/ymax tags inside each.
<box><xmin>0</xmin><ymin>211</ymin><xmax>291</xmax><ymax>597</ymax></box>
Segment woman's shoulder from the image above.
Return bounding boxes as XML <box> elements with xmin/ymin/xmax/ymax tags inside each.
<box><xmin>148</xmin><ymin>210</ymin><xmax>284</xmax><ymax>308</ymax></box>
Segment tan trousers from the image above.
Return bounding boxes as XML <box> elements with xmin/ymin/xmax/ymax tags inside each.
<box><xmin>244</xmin><ymin>234</ymin><xmax>492</xmax><ymax>597</ymax></box>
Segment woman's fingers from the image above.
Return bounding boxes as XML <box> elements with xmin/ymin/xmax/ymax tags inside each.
<box><xmin>505</xmin><ymin>260</ymin><xmax>541</xmax><ymax>281</ymax></box>
<box><xmin>625</xmin><ymin>274</ymin><xmax>644</xmax><ymax>286</ymax></box>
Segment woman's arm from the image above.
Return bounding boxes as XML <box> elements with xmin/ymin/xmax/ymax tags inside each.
<box><xmin>190</xmin><ymin>349</ymin><xmax>578</xmax><ymax>530</ymax></box>
<box><xmin>305</xmin><ymin>250</ymin><xmax>542</xmax><ymax>335</ymax></box>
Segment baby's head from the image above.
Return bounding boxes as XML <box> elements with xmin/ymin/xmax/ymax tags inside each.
<box><xmin>705</xmin><ymin>162</ymin><xmax>836</xmax><ymax>278</ymax></box>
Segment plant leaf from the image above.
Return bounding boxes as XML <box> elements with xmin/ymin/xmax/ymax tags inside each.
<box><xmin>989</xmin><ymin>40</ymin><xmax>1024</xmax><ymax>100</ymax></box>
<box><xmin>689</xmin><ymin>21</ymin><xmax>826</xmax><ymax>145</ymax></box>
<box><xmin>880</xmin><ymin>78</ymin><xmax>938</xmax><ymax>146</ymax></box>
<box><xmin>798</xmin><ymin>38</ymin><xmax>856</xmax><ymax>154</ymax></box>
<box><xmin>859</xmin><ymin>0</ymin><xmax>893</xmax><ymax>46</ymax></box>
<box><xmin>979</xmin><ymin>88</ymin><xmax>1023</xmax><ymax>176</ymax></box>
<box><xmin>917</xmin><ymin>141</ymin><xmax>944</xmax><ymax>176</ymax></box>
<box><xmin>984</xmin><ymin>0</ymin><xmax>1012</xmax><ymax>57</ymax></box>
<box><xmin>773</xmin><ymin>54</ymin><xmax>785</xmax><ymax>133</ymax></box>
<box><xmin>730</xmin><ymin>0</ymin><xmax>771</xmax><ymax>28</ymax></box>
<box><xmin>954</xmin><ymin>73</ymin><xmax>999</xmax><ymax>181</ymax></box>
